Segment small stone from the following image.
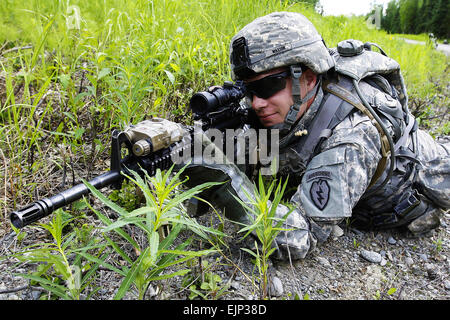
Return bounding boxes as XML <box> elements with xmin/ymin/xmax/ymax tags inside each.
<box><xmin>360</xmin><ymin>249</ymin><xmax>382</xmax><ymax>264</ymax></box>
<box><xmin>31</xmin><ymin>290</ymin><xmax>42</xmax><ymax>300</ymax></box>
<box><xmin>317</xmin><ymin>256</ymin><xmax>331</xmax><ymax>268</ymax></box>
<box><xmin>230</xmin><ymin>281</ymin><xmax>240</xmax><ymax>290</ymax></box>
<box><xmin>331</xmin><ymin>225</ymin><xmax>344</xmax><ymax>238</ymax></box>
<box><xmin>387</xmin><ymin>236</ymin><xmax>397</xmax><ymax>245</ymax></box>
<box><xmin>270</xmin><ymin>276</ymin><xmax>284</xmax><ymax>297</ymax></box>
<box><xmin>405</xmin><ymin>257</ymin><xmax>414</xmax><ymax>266</ymax></box>
<box><xmin>418</xmin><ymin>253</ymin><xmax>428</xmax><ymax>262</ymax></box>
<box><xmin>444</xmin><ymin>280</ymin><xmax>450</xmax><ymax>290</ymax></box>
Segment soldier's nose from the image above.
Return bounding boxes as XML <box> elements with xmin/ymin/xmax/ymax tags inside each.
<box><xmin>252</xmin><ymin>95</ymin><xmax>268</xmax><ymax>112</ymax></box>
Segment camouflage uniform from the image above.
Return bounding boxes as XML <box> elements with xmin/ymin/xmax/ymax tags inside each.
<box><xmin>181</xmin><ymin>12</ymin><xmax>450</xmax><ymax>261</ymax></box>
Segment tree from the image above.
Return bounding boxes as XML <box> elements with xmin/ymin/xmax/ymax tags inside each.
<box><xmin>429</xmin><ymin>0</ymin><xmax>450</xmax><ymax>38</ymax></box>
<box><xmin>381</xmin><ymin>0</ymin><xmax>449</xmax><ymax>38</ymax></box>
<box><xmin>399</xmin><ymin>0</ymin><xmax>419</xmax><ymax>34</ymax></box>
<box><xmin>416</xmin><ymin>0</ymin><xmax>432</xmax><ymax>34</ymax></box>
<box><xmin>382</xmin><ymin>0</ymin><xmax>401</xmax><ymax>34</ymax></box>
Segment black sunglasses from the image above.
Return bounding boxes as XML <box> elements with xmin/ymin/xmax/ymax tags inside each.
<box><xmin>245</xmin><ymin>71</ymin><xmax>290</xmax><ymax>100</ymax></box>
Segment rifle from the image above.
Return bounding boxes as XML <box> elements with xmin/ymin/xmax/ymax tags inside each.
<box><xmin>10</xmin><ymin>81</ymin><xmax>250</xmax><ymax>228</ymax></box>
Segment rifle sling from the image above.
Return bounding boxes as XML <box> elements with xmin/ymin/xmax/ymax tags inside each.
<box><xmin>322</xmin><ymin>79</ymin><xmax>390</xmax><ymax>189</ymax></box>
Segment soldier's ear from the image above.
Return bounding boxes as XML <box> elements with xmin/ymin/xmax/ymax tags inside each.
<box><xmin>303</xmin><ymin>69</ymin><xmax>317</xmax><ymax>91</ymax></box>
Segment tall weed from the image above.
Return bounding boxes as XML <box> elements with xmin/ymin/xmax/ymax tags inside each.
<box><xmin>10</xmin><ymin>210</ymin><xmax>105</xmax><ymax>300</ymax></box>
<box><xmin>235</xmin><ymin>174</ymin><xmax>293</xmax><ymax>299</ymax></box>
<box><xmin>82</xmin><ymin>165</ymin><xmax>225</xmax><ymax>299</ymax></box>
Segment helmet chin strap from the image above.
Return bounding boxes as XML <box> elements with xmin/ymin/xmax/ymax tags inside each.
<box><xmin>269</xmin><ymin>65</ymin><xmax>320</xmax><ymax>135</ymax></box>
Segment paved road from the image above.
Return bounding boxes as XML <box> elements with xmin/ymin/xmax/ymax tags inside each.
<box><xmin>400</xmin><ymin>38</ymin><xmax>450</xmax><ymax>56</ymax></box>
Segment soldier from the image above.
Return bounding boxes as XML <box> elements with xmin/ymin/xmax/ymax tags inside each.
<box><xmin>182</xmin><ymin>12</ymin><xmax>449</xmax><ymax>260</ymax></box>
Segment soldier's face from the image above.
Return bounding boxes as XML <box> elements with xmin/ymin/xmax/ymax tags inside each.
<box><xmin>245</xmin><ymin>67</ymin><xmax>316</xmax><ymax>127</ymax></box>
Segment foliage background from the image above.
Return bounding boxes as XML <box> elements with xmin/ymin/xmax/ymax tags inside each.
<box><xmin>379</xmin><ymin>0</ymin><xmax>449</xmax><ymax>38</ymax></box>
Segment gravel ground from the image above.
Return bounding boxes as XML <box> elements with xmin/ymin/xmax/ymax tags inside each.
<box><xmin>0</xmin><ymin>206</ymin><xmax>449</xmax><ymax>301</ymax></box>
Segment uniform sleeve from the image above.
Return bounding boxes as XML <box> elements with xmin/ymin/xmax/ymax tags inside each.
<box><xmin>289</xmin><ymin>112</ymin><xmax>382</xmax><ymax>243</ymax></box>
<box><xmin>178</xmin><ymin>114</ymin><xmax>383</xmax><ymax>261</ymax></box>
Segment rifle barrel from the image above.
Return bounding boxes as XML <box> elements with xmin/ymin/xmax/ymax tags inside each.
<box><xmin>10</xmin><ymin>170</ymin><xmax>121</xmax><ymax>228</ymax></box>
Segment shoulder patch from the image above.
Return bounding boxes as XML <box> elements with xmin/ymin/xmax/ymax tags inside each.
<box><xmin>306</xmin><ymin>170</ymin><xmax>331</xmax><ymax>182</ymax></box>
<box><xmin>310</xmin><ymin>179</ymin><xmax>330</xmax><ymax>210</ymax></box>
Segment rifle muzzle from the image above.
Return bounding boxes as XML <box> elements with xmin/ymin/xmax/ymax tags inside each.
<box><xmin>10</xmin><ymin>200</ymin><xmax>51</xmax><ymax>229</ymax></box>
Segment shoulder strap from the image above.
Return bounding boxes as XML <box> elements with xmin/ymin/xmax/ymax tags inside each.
<box><xmin>290</xmin><ymin>79</ymin><xmax>355</xmax><ymax>168</ymax></box>
<box><xmin>297</xmin><ymin>90</ymin><xmax>346</xmax><ymax>158</ymax></box>
<box><xmin>323</xmin><ymin>78</ymin><xmax>391</xmax><ymax>188</ymax></box>
<box><xmin>290</xmin><ymin>76</ymin><xmax>392</xmax><ymax>189</ymax></box>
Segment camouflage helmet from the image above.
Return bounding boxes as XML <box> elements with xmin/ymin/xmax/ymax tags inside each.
<box><xmin>230</xmin><ymin>12</ymin><xmax>334</xmax><ymax>80</ymax></box>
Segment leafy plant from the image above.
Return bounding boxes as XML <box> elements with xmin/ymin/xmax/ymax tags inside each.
<box><xmin>11</xmin><ymin>209</ymin><xmax>105</xmax><ymax>300</ymax></box>
<box><xmin>82</xmin><ymin>164</ymin><xmax>226</xmax><ymax>299</ymax></box>
<box><xmin>187</xmin><ymin>260</ymin><xmax>230</xmax><ymax>300</ymax></box>
<box><xmin>387</xmin><ymin>287</ymin><xmax>397</xmax><ymax>296</ymax></box>
<box><xmin>353</xmin><ymin>238</ymin><xmax>361</xmax><ymax>249</ymax></box>
<box><xmin>234</xmin><ymin>173</ymin><xmax>293</xmax><ymax>299</ymax></box>
<box><xmin>432</xmin><ymin>238</ymin><xmax>443</xmax><ymax>253</ymax></box>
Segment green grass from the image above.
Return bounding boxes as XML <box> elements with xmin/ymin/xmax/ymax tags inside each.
<box><xmin>235</xmin><ymin>173</ymin><xmax>293</xmax><ymax>299</ymax></box>
<box><xmin>310</xmin><ymin>14</ymin><xmax>448</xmax><ymax>98</ymax></box>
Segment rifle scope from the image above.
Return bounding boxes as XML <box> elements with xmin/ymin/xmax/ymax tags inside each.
<box><xmin>189</xmin><ymin>81</ymin><xmax>246</xmax><ymax>115</ymax></box>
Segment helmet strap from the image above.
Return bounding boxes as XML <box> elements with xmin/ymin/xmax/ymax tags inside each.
<box><xmin>272</xmin><ymin>65</ymin><xmax>320</xmax><ymax>134</ymax></box>
<box><xmin>283</xmin><ymin>65</ymin><xmax>303</xmax><ymax>129</ymax></box>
